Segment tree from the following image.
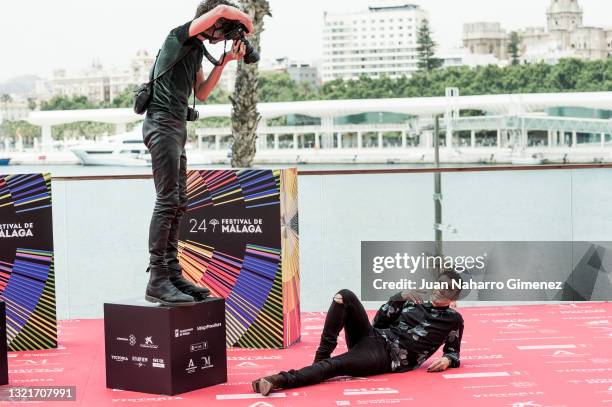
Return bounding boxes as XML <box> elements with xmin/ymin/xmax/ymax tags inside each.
<box><xmin>110</xmin><ymin>86</ymin><xmax>138</xmax><ymax>108</ymax></box>
<box><xmin>508</xmin><ymin>31</ymin><xmax>521</xmax><ymax>65</ymax></box>
<box><xmin>1</xmin><ymin>94</ymin><xmax>12</xmax><ymax>113</ymax></box>
<box><xmin>416</xmin><ymin>19</ymin><xmax>443</xmax><ymax>73</ymax></box>
<box><xmin>27</xmin><ymin>97</ymin><xmax>37</xmax><ymax>111</ymax></box>
<box><xmin>41</xmin><ymin>95</ymin><xmax>96</xmax><ymax>111</ymax></box>
<box><xmin>0</xmin><ymin>120</ymin><xmax>41</xmax><ymax>147</ymax></box>
<box><xmin>258</xmin><ymin>71</ymin><xmax>317</xmax><ymax>102</ymax></box>
<box><xmin>230</xmin><ymin>0</ymin><xmax>272</xmax><ymax>168</ymax></box>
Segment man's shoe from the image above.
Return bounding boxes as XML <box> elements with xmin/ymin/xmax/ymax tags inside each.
<box><xmin>168</xmin><ymin>266</ymin><xmax>211</xmax><ymax>301</ymax></box>
<box><xmin>145</xmin><ymin>266</ymin><xmax>197</xmax><ymax>306</ymax></box>
<box><xmin>252</xmin><ymin>374</ymin><xmax>286</xmax><ymax>396</ymax></box>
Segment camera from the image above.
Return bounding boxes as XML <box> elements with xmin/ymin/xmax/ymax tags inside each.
<box><xmin>186</xmin><ymin>106</ymin><xmax>199</xmax><ymax>122</ymax></box>
<box><xmin>219</xmin><ymin>21</ymin><xmax>260</xmax><ymax>64</ymax></box>
<box><xmin>203</xmin><ymin>19</ymin><xmax>259</xmax><ymax>64</ymax></box>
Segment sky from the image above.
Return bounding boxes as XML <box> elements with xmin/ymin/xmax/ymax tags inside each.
<box><xmin>0</xmin><ymin>0</ymin><xmax>611</xmax><ymax>82</ymax></box>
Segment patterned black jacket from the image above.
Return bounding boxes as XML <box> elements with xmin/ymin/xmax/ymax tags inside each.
<box><xmin>372</xmin><ymin>292</ymin><xmax>464</xmax><ymax>372</ymax></box>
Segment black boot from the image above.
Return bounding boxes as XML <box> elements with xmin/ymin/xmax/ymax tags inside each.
<box><xmin>252</xmin><ymin>374</ymin><xmax>286</xmax><ymax>396</ymax></box>
<box><xmin>168</xmin><ymin>266</ymin><xmax>211</xmax><ymax>301</ymax></box>
<box><xmin>145</xmin><ymin>266</ymin><xmax>197</xmax><ymax>306</ymax></box>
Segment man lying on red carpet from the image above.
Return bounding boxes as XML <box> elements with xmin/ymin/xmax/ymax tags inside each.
<box><xmin>252</xmin><ymin>269</ymin><xmax>464</xmax><ymax>396</ymax></box>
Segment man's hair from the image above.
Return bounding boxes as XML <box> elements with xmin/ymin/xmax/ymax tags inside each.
<box><xmin>438</xmin><ymin>268</ymin><xmax>463</xmax><ymax>301</ymax></box>
<box><xmin>195</xmin><ymin>0</ymin><xmax>239</xmax><ymax>19</ymax></box>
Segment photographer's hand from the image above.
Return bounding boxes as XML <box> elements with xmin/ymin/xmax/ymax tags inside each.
<box><xmin>223</xmin><ymin>40</ymin><xmax>246</xmax><ymax>64</ymax></box>
<box><xmin>194</xmin><ymin>40</ymin><xmax>245</xmax><ymax>102</ymax></box>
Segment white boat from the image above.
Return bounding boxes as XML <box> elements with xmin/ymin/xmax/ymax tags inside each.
<box><xmin>511</xmin><ymin>153</ymin><xmax>544</xmax><ymax>165</ymax></box>
<box><xmin>71</xmin><ymin>126</ymin><xmax>150</xmax><ymax>166</ymax></box>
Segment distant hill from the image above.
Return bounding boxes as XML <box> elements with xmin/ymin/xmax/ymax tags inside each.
<box><xmin>0</xmin><ymin>75</ymin><xmax>41</xmax><ymax>95</ymax></box>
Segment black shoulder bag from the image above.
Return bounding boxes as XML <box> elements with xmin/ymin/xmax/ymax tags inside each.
<box><xmin>133</xmin><ymin>45</ymin><xmax>195</xmax><ymax>115</ymax></box>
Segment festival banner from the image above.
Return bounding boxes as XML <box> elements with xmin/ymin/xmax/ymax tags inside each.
<box><xmin>178</xmin><ymin>168</ymin><xmax>300</xmax><ymax>349</ymax></box>
<box><xmin>0</xmin><ymin>173</ymin><xmax>57</xmax><ymax>350</ymax></box>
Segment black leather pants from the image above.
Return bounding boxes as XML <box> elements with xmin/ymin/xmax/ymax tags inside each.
<box><xmin>142</xmin><ymin>111</ymin><xmax>188</xmax><ymax>270</ymax></box>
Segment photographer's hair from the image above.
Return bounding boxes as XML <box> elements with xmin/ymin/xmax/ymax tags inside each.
<box><xmin>437</xmin><ymin>268</ymin><xmax>463</xmax><ymax>301</ymax></box>
<box><xmin>195</xmin><ymin>0</ymin><xmax>239</xmax><ymax>18</ymax></box>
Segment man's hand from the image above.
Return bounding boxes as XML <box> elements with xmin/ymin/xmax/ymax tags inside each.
<box><xmin>223</xmin><ymin>40</ymin><xmax>246</xmax><ymax>64</ymax></box>
<box><xmin>427</xmin><ymin>356</ymin><xmax>451</xmax><ymax>372</ymax></box>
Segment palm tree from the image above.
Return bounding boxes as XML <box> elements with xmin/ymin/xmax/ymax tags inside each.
<box><xmin>1</xmin><ymin>94</ymin><xmax>12</xmax><ymax>111</ymax></box>
<box><xmin>230</xmin><ymin>0</ymin><xmax>272</xmax><ymax>168</ymax></box>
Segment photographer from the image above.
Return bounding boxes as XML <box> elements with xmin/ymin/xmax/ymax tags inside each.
<box><xmin>143</xmin><ymin>0</ymin><xmax>253</xmax><ymax>306</ymax></box>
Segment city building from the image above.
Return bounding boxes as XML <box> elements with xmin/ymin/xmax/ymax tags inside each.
<box><xmin>218</xmin><ymin>58</ymin><xmax>320</xmax><ymax>94</ymax></box>
<box><xmin>440</xmin><ymin>48</ymin><xmax>505</xmax><ymax>69</ymax></box>
<box><xmin>36</xmin><ymin>50</ymin><xmax>154</xmax><ymax>104</ymax></box>
<box><xmin>265</xmin><ymin>57</ymin><xmax>320</xmax><ymax>87</ymax></box>
<box><xmin>463</xmin><ymin>0</ymin><xmax>612</xmax><ymax>64</ymax></box>
<box><xmin>0</xmin><ymin>97</ymin><xmax>30</xmax><ymax>121</ymax></box>
<box><xmin>322</xmin><ymin>0</ymin><xmax>428</xmax><ymax>82</ymax></box>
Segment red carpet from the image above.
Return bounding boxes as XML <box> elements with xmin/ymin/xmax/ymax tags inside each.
<box><xmin>5</xmin><ymin>303</ymin><xmax>612</xmax><ymax>406</ymax></box>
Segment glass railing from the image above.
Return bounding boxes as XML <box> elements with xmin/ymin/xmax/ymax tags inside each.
<box><xmin>47</xmin><ymin>164</ymin><xmax>612</xmax><ymax>318</ymax></box>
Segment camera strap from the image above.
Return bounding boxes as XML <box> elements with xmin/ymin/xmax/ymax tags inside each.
<box><xmin>148</xmin><ymin>44</ymin><xmax>197</xmax><ymax>85</ymax></box>
<box><xmin>192</xmin><ymin>68</ymin><xmax>197</xmax><ymax>113</ymax></box>
<box><xmin>202</xmin><ymin>40</ymin><xmax>228</xmax><ymax>67</ymax></box>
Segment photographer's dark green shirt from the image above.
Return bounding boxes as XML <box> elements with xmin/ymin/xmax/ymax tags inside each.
<box><xmin>148</xmin><ymin>21</ymin><xmax>204</xmax><ymax>121</ymax></box>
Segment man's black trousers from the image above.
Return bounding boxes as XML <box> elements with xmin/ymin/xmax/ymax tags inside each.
<box><xmin>280</xmin><ymin>289</ymin><xmax>392</xmax><ymax>388</ymax></box>
<box><xmin>142</xmin><ymin>111</ymin><xmax>188</xmax><ymax>270</ymax></box>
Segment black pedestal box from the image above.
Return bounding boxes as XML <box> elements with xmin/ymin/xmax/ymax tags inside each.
<box><xmin>0</xmin><ymin>301</ymin><xmax>7</xmax><ymax>386</ymax></box>
<box><xmin>104</xmin><ymin>297</ymin><xmax>226</xmax><ymax>395</ymax></box>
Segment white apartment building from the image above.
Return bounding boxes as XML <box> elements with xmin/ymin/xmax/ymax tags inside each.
<box><xmin>322</xmin><ymin>0</ymin><xmax>428</xmax><ymax>82</ymax></box>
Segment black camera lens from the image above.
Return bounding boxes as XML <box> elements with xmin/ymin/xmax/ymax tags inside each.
<box><xmin>220</xmin><ymin>22</ymin><xmax>260</xmax><ymax>64</ymax></box>
<box><xmin>241</xmin><ymin>38</ymin><xmax>260</xmax><ymax>64</ymax></box>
